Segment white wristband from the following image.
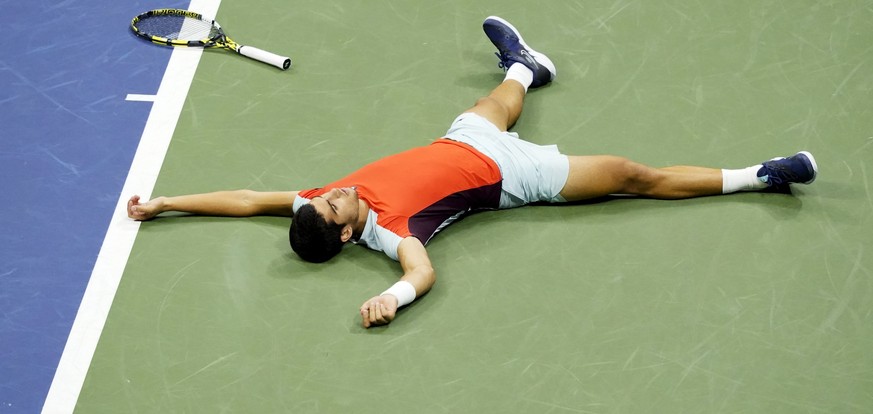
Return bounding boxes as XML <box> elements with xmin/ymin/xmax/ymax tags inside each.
<box><xmin>381</xmin><ymin>281</ymin><xmax>416</xmax><ymax>307</ymax></box>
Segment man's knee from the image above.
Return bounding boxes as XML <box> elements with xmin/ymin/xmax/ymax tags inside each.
<box><xmin>614</xmin><ymin>158</ymin><xmax>662</xmax><ymax>195</ymax></box>
<box><xmin>474</xmin><ymin>96</ymin><xmax>509</xmax><ymax>113</ymax></box>
<box><xmin>467</xmin><ymin>96</ymin><xmax>511</xmax><ymax>131</ymax></box>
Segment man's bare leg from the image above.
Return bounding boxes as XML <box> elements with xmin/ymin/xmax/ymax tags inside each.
<box><xmin>559</xmin><ymin>152</ymin><xmax>819</xmax><ymax>202</ymax></box>
<box><xmin>463</xmin><ymin>79</ymin><xmax>527</xmax><ymax>132</ymax></box>
<box><xmin>559</xmin><ymin>156</ymin><xmax>724</xmax><ymax>201</ymax></box>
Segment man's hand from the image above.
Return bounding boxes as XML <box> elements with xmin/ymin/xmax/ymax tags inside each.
<box><xmin>360</xmin><ymin>294</ymin><xmax>399</xmax><ymax>328</ymax></box>
<box><xmin>127</xmin><ymin>195</ymin><xmax>165</xmax><ymax>221</ymax></box>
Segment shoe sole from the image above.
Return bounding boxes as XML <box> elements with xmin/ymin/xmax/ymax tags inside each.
<box><xmin>484</xmin><ymin>16</ymin><xmax>557</xmax><ymax>80</ymax></box>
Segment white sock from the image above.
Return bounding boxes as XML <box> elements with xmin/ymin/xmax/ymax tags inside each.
<box><xmin>505</xmin><ymin>63</ymin><xmax>533</xmax><ymax>92</ymax></box>
<box><xmin>722</xmin><ymin>165</ymin><xmax>767</xmax><ymax>193</ymax></box>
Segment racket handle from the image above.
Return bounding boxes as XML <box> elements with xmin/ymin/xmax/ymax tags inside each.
<box><xmin>238</xmin><ymin>45</ymin><xmax>292</xmax><ymax>70</ymax></box>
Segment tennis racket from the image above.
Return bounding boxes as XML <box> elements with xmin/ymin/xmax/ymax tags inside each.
<box><xmin>131</xmin><ymin>9</ymin><xmax>292</xmax><ymax>70</ymax></box>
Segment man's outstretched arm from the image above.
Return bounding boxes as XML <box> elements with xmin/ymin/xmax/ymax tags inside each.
<box><xmin>360</xmin><ymin>237</ymin><xmax>435</xmax><ymax>328</ymax></box>
<box><xmin>127</xmin><ymin>190</ymin><xmax>299</xmax><ymax>220</ymax></box>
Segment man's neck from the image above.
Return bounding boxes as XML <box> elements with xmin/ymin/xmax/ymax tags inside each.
<box><xmin>353</xmin><ymin>199</ymin><xmax>370</xmax><ymax>237</ymax></box>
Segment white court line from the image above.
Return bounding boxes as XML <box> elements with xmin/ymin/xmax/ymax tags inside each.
<box><xmin>42</xmin><ymin>1</ymin><xmax>221</xmax><ymax>413</ymax></box>
<box><xmin>125</xmin><ymin>94</ymin><xmax>157</xmax><ymax>102</ymax></box>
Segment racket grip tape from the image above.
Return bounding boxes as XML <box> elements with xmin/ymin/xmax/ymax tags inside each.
<box><xmin>238</xmin><ymin>45</ymin><xmax>292</xmax><ymax>70</ymax></box>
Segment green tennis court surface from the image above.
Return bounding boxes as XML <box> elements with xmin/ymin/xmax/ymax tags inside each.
<box><xmin>77</xmin><ymin>1</ymin><xmax>872</xmax><ymax>412</ymax></box>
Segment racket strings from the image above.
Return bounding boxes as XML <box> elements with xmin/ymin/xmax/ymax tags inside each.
<box><xmin>137</xmin><ymin>15</ymin><xmax>216</xmax><ymax>41</ymax></box>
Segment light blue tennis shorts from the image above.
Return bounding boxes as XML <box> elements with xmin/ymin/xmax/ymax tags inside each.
<box><xmin>444</xmin><ymin>113</ymin><xmax>570</xmax><ymax>208</ymax></box>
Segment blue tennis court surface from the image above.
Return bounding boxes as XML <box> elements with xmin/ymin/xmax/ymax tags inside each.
<box><xmin>0</xmin><ymin>1</ymin><xmax>186</xmax><ymax>412</ymax></box>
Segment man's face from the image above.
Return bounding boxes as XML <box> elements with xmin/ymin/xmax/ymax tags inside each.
<box><xmin>310</xmin><ymin>187</ymin><xmax>360</xmax><ymax>227</ymax></box>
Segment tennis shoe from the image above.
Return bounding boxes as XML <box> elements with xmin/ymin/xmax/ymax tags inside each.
<box><xmin>483</xmin><ymin>16</ymin><xmax>556</xmax><ymax>88</ymax></box>
<box><xmin>757</xmin><ymin>151</ymin><xmax>818</xmax><ymax>187</ymax></box>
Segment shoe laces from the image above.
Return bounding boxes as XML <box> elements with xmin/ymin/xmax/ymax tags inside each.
<box><xmin>494</xmin><ymin>52</ymin><xmax>511</xmax><ymax>70</ymax></box>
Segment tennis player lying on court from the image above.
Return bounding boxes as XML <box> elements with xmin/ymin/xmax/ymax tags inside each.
<box><xmin>127</xmin><ymin>16</ymin><xmax>819</xmax><ymax>328</ymax></box>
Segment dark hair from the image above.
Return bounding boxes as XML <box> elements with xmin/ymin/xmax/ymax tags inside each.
<box><xmin>289</xmin><ymin>204</ymin><xmax>345</xmax><ymax>263</ymax></box>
